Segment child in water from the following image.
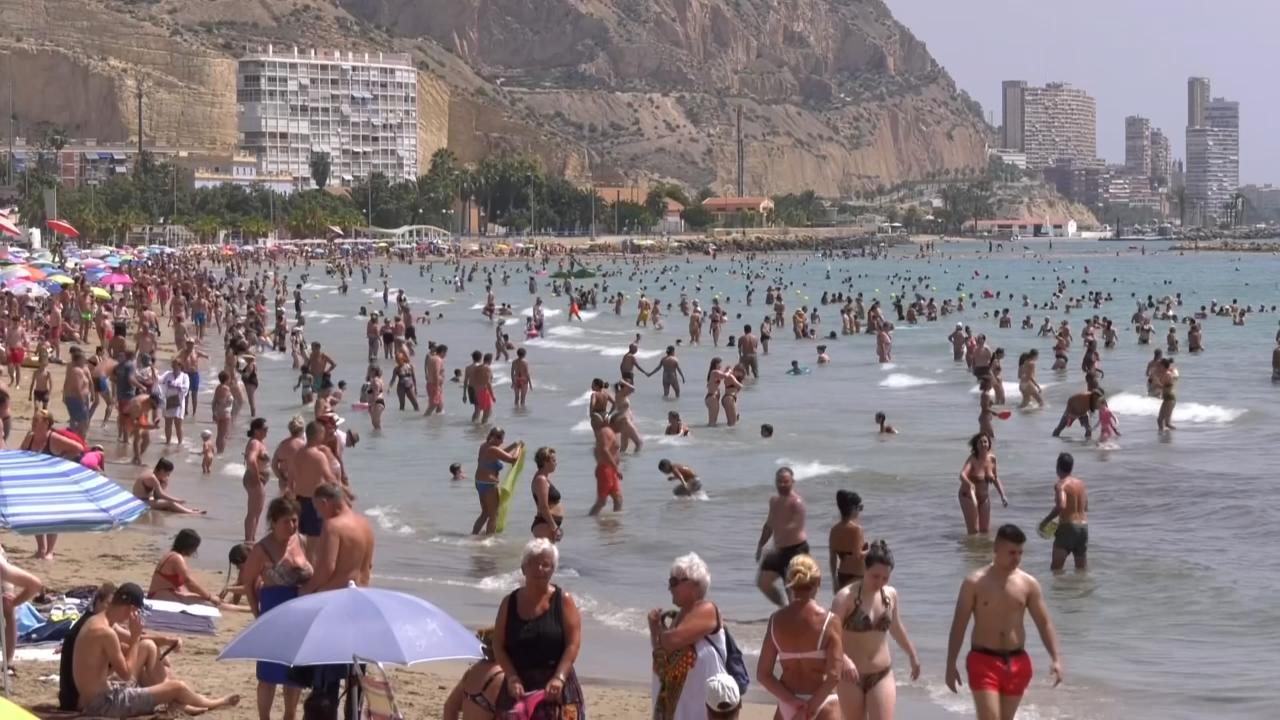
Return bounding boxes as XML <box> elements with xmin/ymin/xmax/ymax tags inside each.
<box><xmin>664</xmin><ymin>411</ymin><xmax>690</xmax><ymax>437</ymax></box>
<box><xmin>875</xmin><ymin>411</ymin><xmax>898</xmax><ymax>434</ymax></box>
<box><xmin>659</xmin><ymin>459</ymin><xmax>702</xmax><ymax>496</ymax></box>
<box><xmin>1097</xmin><ymin>398</ymin><xmax>1121</xmax><ymax>444</ymax></box>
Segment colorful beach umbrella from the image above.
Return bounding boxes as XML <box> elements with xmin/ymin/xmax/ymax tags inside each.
<box><xmin>14</xmin><ymin>265</ymin><xmax>47</xmax><ymax>280</ymax></box>
<box><xmin>0</xmin><ymin>450</ymin><xmax>147</xmax><ymax>535</ymax></box>
<box><xmin>46</xmin><ymin>274</ymin><xmax>74</xmax><ymax>285</ymax></box>
<box><xmin>89</xmin><ymin>287</ymin><xmax>111</xmax><ymax>300</ymax></box>
<box><xmin>0</xmin><ymin>216</ymin><xmax>19</xmax><ymax>238</ymax></box>
<box><xmin>218</xmin><ymin>581</ymin><xmax>482</xmax><ymax>666</ymax></box>
<box><xmin>4</xmin><ymin>281</ymin><xmax>49</xmax><ymax>298</ymax></box>
<box><xmin>46</xmin><ymin>219</ymin><xmax>79</xmax><ymax>238</ymax></box>
<box><xmin>96</xmin><ymin>273</ymin><xmax>133</xmax><ymax>286</ymax></box>
<box><xmin>80</xmin><ymin>258</ymin><xmax>105</xmax><ymax>268</ymax></box>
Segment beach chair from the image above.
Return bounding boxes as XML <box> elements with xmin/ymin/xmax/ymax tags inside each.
<box><xmin>352</xmin><ymin>656</ymin><xmax>404</xmax><ymax>720</ymax></box>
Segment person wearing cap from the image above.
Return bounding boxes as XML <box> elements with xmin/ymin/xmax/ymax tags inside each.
<box><xmin>650</xmin><ymin>553</ymin><xmax>729</xmax><ymax>720</ymax></box>
<box><xmin>948</xmin><ymin>323</ymin><xmax>966</xmax><ymax>362</ymax></box>
<box><xmin>72</xmin><ymin>582</ymin><xmax>241</xmax><ymax>717</ymax></box>
<box><xmin>705</xmin><ymin>673</ymin><xmax>741</xmax><ymax>719</ymax></box>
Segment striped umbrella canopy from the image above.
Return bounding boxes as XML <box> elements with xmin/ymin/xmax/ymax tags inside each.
<box><xmin>0</xmin><ymin>450</ymin><xmax>147</xmax><ymax>535</ymax></box>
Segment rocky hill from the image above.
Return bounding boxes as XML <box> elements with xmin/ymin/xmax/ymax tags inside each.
<box><xmin>0</xmin><ymin>0</ymin><xmax>990</xmax><ymax>195</ymax></box>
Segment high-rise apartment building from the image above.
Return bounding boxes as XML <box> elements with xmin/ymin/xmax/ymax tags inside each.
<box><xmin>1185</xmin><ymin>76</ymin><xmax>1239</xmax><ymax>224</ymax></box>
<box><xmin>1150</xmin><ymin>129</ymin><xmax>1171</xmax><ymax>186</ymax></box>
<box><xmin>1001</xmin><ymin>80</ymin><xmax>1027</xmax><ymax>151</ymax></box>
<box><xmin>1020</xmin><ymin>83</ymin><xmax>1097</xmax><ymax>169</ymax></box>
<box><xmin>1124</xmin><ymin>116</ymin><xmax>1151</xmax><ymax>177</ymax></box>
<box><xmin>237</xmin><ymin>46</ymin><xmax>419</xmax><ymax>190</ymax></box>
<box><xmin>1187</xmin><ymin>77</ymin><xmax>1210</xmax><ymax>129</ymax></box>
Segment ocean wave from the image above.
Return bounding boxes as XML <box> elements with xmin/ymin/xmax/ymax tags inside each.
<box><xmin>221</xmin><ymin>461</ymin><xmax>247</xmax><ymax>477</ymax></box>
<box><xmin>300</xmin><ymin>282</ymin><xmax>336</xmax><ymax>290</ymax></box>
<box><xmin>300</xmin><ymin>310</ymin><xmax>347</xmax><ymax>325</ymax></box>
<box><xmin>522</xmin><ymin>307</ymin><xmax>563</xmax><ymax>319</ymax></box>
<box><xmin>1107</xmin><ymin>392</ymin><xmax>1245</xmax><ymax>424</ymax></box>
<box><xmin>879</xmin><ymin>363</ymin><xmax>898</xmax><ymax>371</ymax></box>
<box><xmin>570</xmin><ymin>419</ymin><xmax>593</xmax><ymax>434</ymax></box>
<box><xmin>577</xmin><ymin>310</ymin><xmax>601</xmax><ymax>321</ymax></box>
<box><xmin>547</xmin><ymin>326</ymin><xmax>585</xmax><ymax>338</ymax></box>
<box><xmin>775</xmin><ymin>458</ymin><xmax>852</xmax><ymax>480</ymax></box>
<box><xmin>364</xmin><ymin>506</ymin><xmax>416</xmax><ymax>536</ymax></box>
<box><xmin>968</xmin><ymin>380</ymin><xmax>1052</xmax><ymax>395</ymax></box>
<box><xmin>525</xmin><ymin>338</ymin><xmax>662</xmax><ymax>359</ymax></box>
<box><xmin>641</xmin><ymin>434</ymin><xmax>693</xmax><ymax>447</ymax></box>
<box><xmin>425</xmin><ymin>534</ymin><xmax>504</xmax><ymax>548</ymax></box>
<box><xmin>879</xmin><ymin>373</ymin><xmax>940</xmax><ymax>389</ymax></box>
<box><xmin>567</xmin><ymin>391</ymin><xmax>593</xmax><ymax>407</ymax></box>
<box><xmin>259</xmin><ymin>351</ymin><xmax>289</xmax><ymax>363</ymax></box>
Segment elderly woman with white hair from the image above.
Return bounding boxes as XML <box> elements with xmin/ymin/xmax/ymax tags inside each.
<box><xmin>492</xmin><ymin>538</ymin><xmax>586</xmax><ymax>720</ymax></box>
<box><xmin>649</xmin><ymin>552</ymin><xmax>732</xmax><ymax>720</ymax></box>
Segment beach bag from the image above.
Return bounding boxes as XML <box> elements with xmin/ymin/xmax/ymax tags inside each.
<box><xmin>707</xmin><ymin>608</ymin><xmax>750</xmax><ymax>696</ymax></box>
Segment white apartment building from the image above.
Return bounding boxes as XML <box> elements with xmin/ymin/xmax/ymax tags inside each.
<box><xmin>1150</xmin><ymin>129</ymin><xmax>1172</xmax><ymax>186</ymax></box>
<box><xmin>237</xmin><ymin>46</ymin><xmax>418</xmax><ymax>190</ymax></box>
<box><xmin>1185</xmin><ymin>127</ymin><xmax>1239</xmax><ymax>221</ymax></box>
<box><xmin>1021</xmin><ymin>83</ymin><xmax>1097</xmax><ymax>169</ymax></box>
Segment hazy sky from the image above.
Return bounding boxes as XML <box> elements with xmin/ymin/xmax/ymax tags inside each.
<box><xmin>889</xmin><ymin>0</ymin><xmax>1270</xmax><ymax>184</ymax></box>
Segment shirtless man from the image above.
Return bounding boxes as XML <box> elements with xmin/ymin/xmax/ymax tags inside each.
<box><xmin>588</xmin><ymin>413</ymin><xmax>623</xmax><ymax>516</ymax></box>
<box><xmin>131</xmin><ymin>459</ymin><xmax>204</xmax><ymax>514</ymax></box>
<box><xmin>271</xmin><ymin>415</ymin><xmax>307</xmax><ymax>495</ymax></box>
<box><xmin>174</xmin><ymin>339</ymin><xmax>208</xmax><ymax>417</ymax></box>
<box><xmin>945</xmin><ymin>524</ymin><xmax>1063</xmax><ymax>720</ymax></box>
<box><xmin>754</xmin><ymin>467</ymin><xmax>808</xmax><ymax>607</ymax></box>
<box><xmin>300</xmin><ymin>484</ymin><xmax>375</xmax><ymax>593</ymax></box>
<box><xmin>306</xmin><ymin>342</ymin><xmax>337</xmax><ymax>393</ymax></box>
<box><xmin>4</xmin><ymin>319</ymin><xmax>27</xmax><ymax>386</ymax></box>
<box><xmin>292</xmin><ymin>421</ymin><xmax>341</xmax><ymax>556</ymax></box>
<box><xmin>737</xmin><ymin>324</ymin><xmax>759</xmax><ymax>379</ymax></box>
<box><xmin>470</xmin><ymin>353</ymin><xmax>496</xmax><ymax>424</ymax></box>
<box><xmin>63</xmin><ymin>347</ymin><xmax>94</xmax><ymax>439</ymax></box>
<box><xmin>424</xmin><ymin>344</ymin><xmax>447</xmax><ymax>415</ymax></box>
<box><xmin>72</xmin><ymin>583</ymin><xmax>239</xmax><ymax>718</ymax></box>
<box><xmin>650</xmin><ymin>346</ymin><xmax>686</xmax><ymax>399</ymax></box>
<box><xmin>1051</xmin><ymin>389</ymin><xmax>1098</xmax><ymax>438</ymax></box>
<box><xmin>971</xmin><ymin>335</ymin><xmax>993</xmax><ymax>380</ymax></box>
<box><xmin>658</xmin><ymin>459</ymin><xmax>701</xmax><ymax>496</ymax></box>
<box><xmin>1039</xmin><ymin>453</ymin><xmax>1088</xmax><ymax>573</ymax></box>
<box><xmin>948</xmin><ymin>322</ymin><xmax>967</xmax><ymax>362</ymax></box>
<box><xmin>619</xmin><ymin>344</ymin><xmax>648</xmax><ymax>384</ymax></box>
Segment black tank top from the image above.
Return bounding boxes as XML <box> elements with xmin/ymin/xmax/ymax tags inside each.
<box><xmin>503</xmin><ymin>586</ymin><xmax>566</xmax><ymax>688</ymax></box>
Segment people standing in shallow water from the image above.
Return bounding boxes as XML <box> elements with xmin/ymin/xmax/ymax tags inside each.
<box><xmin>472</xmin><ymin>427</ymin><xmax>523</xmax><ymax>535</ymax></box>
<box><xmin>1039</xmin><ymin>452</ymin><xmax>1089</xmax><ymax>573</ymax></box>
<box><xmin>755</xmin><ymin>467</ymin><xmax>809</xmax><ymax>607</ymax></box>
<box><xmin>958</xmin><ymin>432</ymin><xmax>1007</xmax><ymax>535</ymax></box>
<box><xmin>832</xmin><ymin>541</ymin><xmax>921</xmax><ymax>720</ymax></box>
<box><xmin>945</xmin><ymin>524</ymin><xmax>1063</xmax><ymax>720</ymax></box>
<box><xmin>827</xmin><ymin>490</ymin><xmax>866</xmax><ymax>592</ymax></box>
<box><xmin>1155</xmin><ymin>358</ymin><xmax>1178</xmax><ymax>431</ymax></box>
<box><xmin>1017</xmin><ymin>350</ymin><xmax>1044</xmax><ymax>408</ymax></box>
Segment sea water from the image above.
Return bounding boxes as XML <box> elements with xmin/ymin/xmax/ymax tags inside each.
<box><xmin>163</xmin><ymin>241</ymin><xmax>1280</xmax><ymax>719</ymax></box>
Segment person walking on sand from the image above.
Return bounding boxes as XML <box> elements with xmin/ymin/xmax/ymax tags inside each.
<box><xmin>755</xmin><ymin>467</ymin><xmax>809</xmax><ymax>607</ymax></box>
<box><xmin>945</xmin><ymin>524</ymin><xmax>1063</xmax><ymax>720</ymax></box>
<box><xmin>1039</xmin><ymin>453</ymin><xmax>1089</xmax><ymax>573</ymax></box>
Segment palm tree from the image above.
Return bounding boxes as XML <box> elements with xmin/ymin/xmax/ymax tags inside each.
<box><xmin>241</xmin><ymin>216</ymin><xmax>271</xmax><ymax>242</ymax></box>
<box><xmin>113</xmin><ymin>208</ymin><xmax>146</xmax><ymax>245</ymax></box>
<box><xmin>190</xmin><ymin>215</ymin><xmax>220</xmax><ymax>244</ymax></box>
<box><xmin>309</xmin><ymin>152</ymin><xmax>331</xmax><ymax>191</ymax></box>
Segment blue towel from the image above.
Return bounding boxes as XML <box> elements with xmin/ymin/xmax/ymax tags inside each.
<box><xmin>15</xmin><ymin>603</ymin><xmax>44</xmax><ymax>636</ymax></box>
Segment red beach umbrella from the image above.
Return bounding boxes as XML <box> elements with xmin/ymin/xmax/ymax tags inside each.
<box><xmin>0</xmin><ymin>216</ymin><xmax>20</xmax><ymax>238</ymax></box>
<box><xmin>47</xmin><ymin>219</ymin><xmax>80</xmax><ymax>238</ymax></box>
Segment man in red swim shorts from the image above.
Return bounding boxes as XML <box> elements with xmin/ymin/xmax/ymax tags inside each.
<box><xmin>588</xmin><ymin>413</ymin><xmax>624</xmax><ymax>515</ymax></box>
<box><xmin>945</xmin><ymin>524</ymin><xmax>1063</xmax><ymax>720</ymax></box>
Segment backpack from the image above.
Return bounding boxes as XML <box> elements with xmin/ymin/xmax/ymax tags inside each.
<box><xmin>706</xmin><ymin>608</ymin><xmax>750</xmax><ymax>696</ymax></box>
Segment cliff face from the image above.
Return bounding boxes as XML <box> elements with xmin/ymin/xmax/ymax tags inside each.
<box><xmin>0</xmin><ymin>0</ymin><xmax>988</xmax><ymax>195</ymax></box>
<box><xmin>342</xmin><ymin>0</ymin><xmax>990</xmax><ymax>193</ymax></box>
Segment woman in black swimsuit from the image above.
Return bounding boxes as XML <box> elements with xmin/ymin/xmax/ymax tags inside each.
<box><xmin>442</xmin><ymin>627</ymin><xmax>508</xmax><ymax>718</ymax></box>
<box><xmin>240</xmin><ymin>354</ymin><xmax>259</xmax><ymax>417</ymax></box>
<box><xmin>957</xmin><ymin>432</ymin><xmax>1007</xmax><ymax>535</ymax></box>
<box><xmin>828</xmin><ymin>490</ymin><xmax>866</xmax><ymax>592</ymax></box>
<box><xmin>530</xmin><ymin>447</ymin><xmax>564</xmax><ymax>542</ymax></box>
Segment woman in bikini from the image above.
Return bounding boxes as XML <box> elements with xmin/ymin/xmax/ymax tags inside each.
<box><xmin>368</xmin><ymin>366</ymin><xmax>386</xmax><ymax>430</ymax></box>
<box><xmin>147</xmin><ymin>529</ymin><xmax>220</xmax><ymax>606</ymax></box>
<box><xmin>989</xmin><ymin>348</ymin><xmax>1006</xmax><ymax>406</ymax></box>
<box><xmin>242</xmin><ymin>418</ymin><xmax>271</xmax><ymax>543</ymax></box>
<box><xmin>977</xmin><ymin>375</ymin><xmax>996</xmax><ymax>438</ymax></box>
<box><xmin>831</xmin><ymin>541</ymin><xmax>920</xmax><ymax>720</ymax></box>
<box><xmin>704</xmin><ymin>358</ymin><xmax>734</xmax><ymax>427</ymax></box>
<box><xmin>588</xmin><ymin>378</ymin><xmax>614</xmax><ymax>425</ymax></box>
<box><xmin>212</xmin><ymin>371</ymin><xmax>234</xmax><ymax>455</ymax></box>
<box><xmin>756</xmin><ymin>554</ymin><xmax>842</xmax><ymax>720</ymax></box>
<box><xmin>720</xmin><ymin>363</ymin><xmax>745</xmax><ymax>427</ymax></box>
<box><xmin>1017</xmin><ymin>350</ymin><xmax>1043</xmax><ymax>408</ymax></box>
<box><xmin>1156</xmin><ymin>357</ymin><xmax>1178</xmax><ymax>432</ymax></box>
<box><xmin>442</xmin><ymin>627</ymin><xmax>508</xmax><ymax>719</ymax></box>
<box><xmin>612</xmin><ymin>380</ymin><xmax>643</xmax><ymax>453</ymax></box>
<box><xmin>472</xmin><ymin>427</ymin><xmax>524</xmax><ymax>536</ymax></box>
<box><xmin>827</xmin><ymin>490</ymin><xmax>866</xmax><ymax>593</ymax></box>
<box><xmin>511</xmin><ymin>348</ymin><xmax>532</xmax><ymax>408</ymax></box>
<box><xmin>958</xmin><ymin>432</ymin><xmax>1007</xmax><ymax>535</ymax></box>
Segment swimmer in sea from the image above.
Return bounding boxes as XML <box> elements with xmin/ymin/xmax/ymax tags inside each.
<box><xmin>664</xmin><ymin>411</ymin><xmax>690</xmax><ymax>437</ymax></box>
<box><xmin>761</xmin><ymin>423</ymin><xmax>774</xmax><ymax>438</ymax></box>
<box><xmin>755</xmin><ymin>466</ymin><xmax>808</xmax><ymax>607</ymax></box>
<box><xmin>816</xmin><ymin>345</ymin><xmax>830</xmax><ymax>364</ymax></box>
<box><xmin>658</xmin><ymin>459</ymin><xmax>702</xmax><ymax>496</ymax></box>
<box><xmin>787</xmin><ymin>361</ymin><xmax>808</xmax><ymax>375</ymax></box>
<box><xmin>874</xmin><ymin>412</ymin><xmax>897</xmax><ymax>434</ymax></box>
<box><xmin>1272</xmin><ymin>340</ymin><xmax>1280</xmax><ymax>381</ymax></box>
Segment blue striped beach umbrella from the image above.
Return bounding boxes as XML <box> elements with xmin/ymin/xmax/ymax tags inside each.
<box><xmin>0</xmin><ymin>450</ymin><xmax>147</xmax><ymax>534</ymax></box>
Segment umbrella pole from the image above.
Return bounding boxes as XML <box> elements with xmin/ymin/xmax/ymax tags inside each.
<box><xmin>1</xmin><ymin>563</ymin><xmax>8</xmax><ymax>696</ymax></box>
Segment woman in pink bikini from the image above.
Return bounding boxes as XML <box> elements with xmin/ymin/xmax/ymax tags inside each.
<box><xmin>756</xmin><ymin>555</ymin><xmax>843</xmax><ymax>720</ymax></box>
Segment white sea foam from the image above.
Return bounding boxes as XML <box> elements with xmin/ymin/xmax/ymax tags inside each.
<box><xmin>1107</xmin><ymin>392</ymin><xmax>1245</xmax><ymax>424</ymax></box>
<box><xmin>220</xmin><ymin>461</ymin><xmax>247</xmax><ymax>477</ymax></box>
<box><xmin>525</xmin><ymin>338</ymin><xmax>662</xmax><ymax>359</ymax></box>
<box><xmin>879</xmin><ymin>363</ymin><xmax>898</xmax><ymax>371</ymax></box>
<box><xmin>968</xmin><ymin>380</ymin><xmax>1051</xmax><ymax>395</ymax></box>
<box><xmin>775</xmin><ymin>458</ymin><xmax>852</xmax><ymax>480</ymax></box>
<box><xmin>300</xmin><ymin>282</ymin><xmax>336</xmax><ymax>290</ymax></box>
<box><xmin>364</xmin><ymin>506</ymin><xmax>416</xmax><ymax>536</ymax></box>
<box><xmin>567</xmin><ymin>391</ymin><xmax>593</xmax><ymax>407</ymax></box>
<box><xmin>547</xmin><ymin>326</ymin><xmax>585</xmax><ymax>338</ymax></box>
<box><xmin>522</xmin><ymin>307</ymin><xmax>563</xmax><ymax>319</ymax></box>
<box><xmin>570</xmin><ymin>419</ymin><xmax>593</xmax><ymax>434</ymax></box>
<box><xmin>879</xmin><ymin>373</ymin><xmax>940</xmax><ymax>389</ymax></box>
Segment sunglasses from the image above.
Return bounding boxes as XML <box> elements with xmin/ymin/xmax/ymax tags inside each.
<box><xmin>668</xmin><ymin>576</ymin><xmax>688</xmax><ymax>590</ymax></box>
